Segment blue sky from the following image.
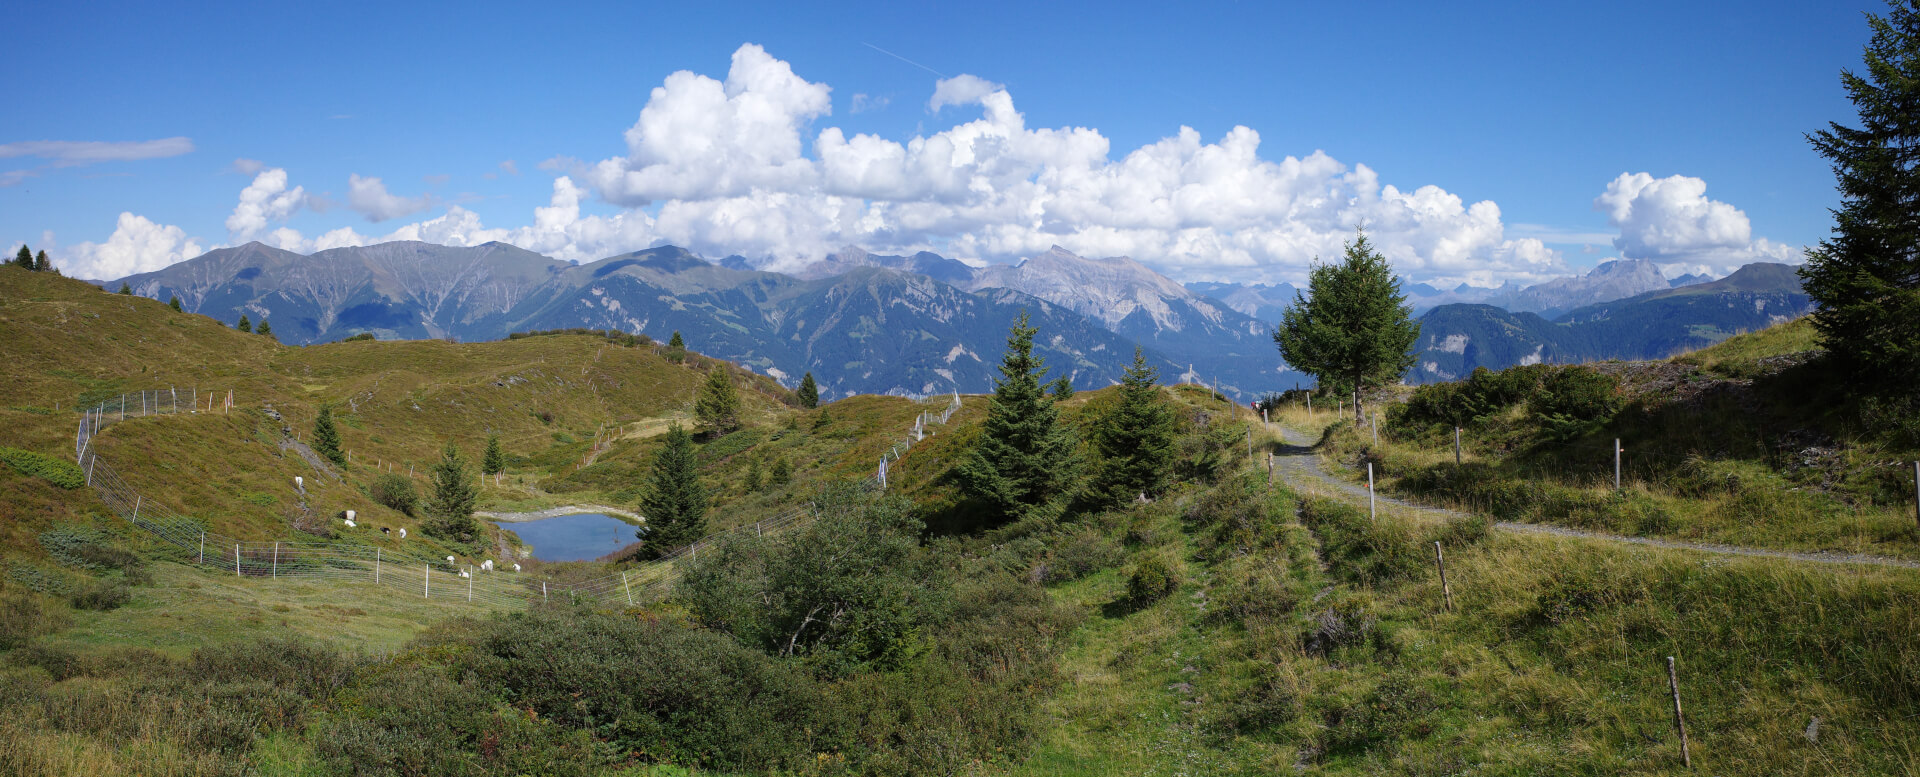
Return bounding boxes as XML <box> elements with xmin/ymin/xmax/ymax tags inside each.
<box><xmin>2</xmin><ymin>0</ymin><xmax>1884</xmax><ymax>285</ymax></box>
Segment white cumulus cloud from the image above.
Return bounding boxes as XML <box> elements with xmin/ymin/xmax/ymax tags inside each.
<box><xmin>0</xmin><ymin>137</ymin><xmax>194</xmax><ymax>167</ymax></box>
<box><xmin>1594</xmin><ymin>172</ymin><xmax>1799</xmax><ymax>276</ymax></box>
<box><xmin>64</xmin><ymin>213</ymin><xmax>206</xmax><ymax>279</ymax></box>
<box><xmin>225</xmin><ymin>168</ymin><xmax>307</xmax><ymax>240</ymax></box>
<box><xmin>347</xmin><ymin>174</ymin><xmax>434</xmax><ymax>222</ymax></box>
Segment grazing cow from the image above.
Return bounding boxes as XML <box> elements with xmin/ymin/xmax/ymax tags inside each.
<box><xmin>480</xmin><ymin>559</ymin><xmax>494</xmax><ymax>572</ymax></box>
<box><xmin>398</xmin><ymin>528</ymin><xmax>407</xmax><ymax>539</ymax></box>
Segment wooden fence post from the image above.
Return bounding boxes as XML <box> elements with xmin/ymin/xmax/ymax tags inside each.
<box><xmin>423</xmin><ymin>566</ymin><xmax>430</xmax><ymax>598</ymax></box>
<box><xmin>1668</xmin><ymin>656</ymin><xmax>1692</xmax><ymax>768</ymax></box>
<box><xmin>1433</xmin><ymin>542</ymin><xmax>1453</xmax><ymax>612</ymax></box>
<box><xmin>1615</xmin><ymin>439</ymin><xmax>1623</xmax><ymax>491</ymax></box>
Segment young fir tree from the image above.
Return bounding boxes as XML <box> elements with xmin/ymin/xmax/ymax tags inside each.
<box><xmin>237</xmin><ymin>314</ymin><xmax>252</xmax><ymax>333</ymax></box>
<box><xmin>256</xmin><ymin>319</ymin><xmax>273</xmax><ymax>339</ymax></box>
<box><xmin>797</xmin><ymin>372</ymin><xmax>820</xmax><ymax>408</ymax></box>
<box><xmin>1090</xmin><ymin>348</ymin><xmax>1176</xmax><ymax>504</ymax></box>
<box><xmin>743</xmin><ymin>456</ymin><xmax>763</xmax><ymax>492</ymax></box>
<box><xmin>422</xmin><ymin>442</ymin><xmax>479</xmax><ymax>542</ymax></box>
<box><xmin>482</xmin><ymin>434</ymin><xmax>505</xmax><ymax>476</ymax></box>
<box><xmin>695</xmin><ymin>365</ymin><xmax>742</xmax><ymax>434</ymax></box>
<box><xmin>668</xmin><ymin>330</ymin><xmax>685</xmax><ymax>349</ymax></box>
<box><xmin>812</xmin><ymin>408</ymin><xmax>832</xmax><ymax>431</ymax></box>
<box><xmin>955</xmin><ymin>311</ymin><xmax>1078</xmax><ymax>523</ymax></box>
<box><xmin>168</xmin><ymin>295</ymin><xmax>182</xmax><ymax>312</ymax></box>
<box><xmin>12</xmin><ymin>246</ymin><xmax>31</xmax><ymax>270</ymax></box>
<box><xmin>1802</xmin><ymin>3</ymin><xmax>1920</xmax><ymax>392</ymax></box>
<box><xmin>1274</xmin><ymin>230</ymin><xmax>1420</xmax><ymax>424</ymax></box>
<box><xmin>770</xmin><ymin>456</ymin><xmax>792</xmax><ymax>486</ymax></box>
<box><xmin>118</xmin><ymin>282</ymin><xmax>132</xmax><ymax>294</ymax></box>
<box><xmin>640</xmin><ymin>423</ymin><xmax>707</xmax><ymax>555</ymax></box>
<box><xmin>311</xmin><ymin>405</ymin><xmax>345</xmax><ymax>466</ymax></box>
<box><xmin>1050</xmin><ymin>376</ymin><xmax>1075</xmax><ymax>401</ymax></box>
<box><xmin>664</xmin><ymin>330</ymin><xmax>688</xmax><ymax>363</ymax></box>
<box><xmin>33</xmin><ymin>250</ymin><xmax>49</xmax><ymax>272</ymax></box>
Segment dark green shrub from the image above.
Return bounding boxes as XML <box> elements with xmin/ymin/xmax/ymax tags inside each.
<box><xmin>186</xmin><ymin>637</ymin><xmax>359</xmax><ymax>700</ymax></box>
<box><xmin>1319</xmin><ymin>670</ymin><xmax>1436</xmax><ymax>755</ymax></box>
<box><xmin>1529</xmin><ymin>365</ymin><xmax>1622</xmax><ymax>441</ymax></box>
<box><xmin>1297</xmin><ymin>499</ymin><xmax>1425</xmax><ymax>586</ymax></box>
<box><xmin>340</xmin><ymin>332</ymin><xmax>376</xmax><ymax>342</ymax></box>
<box><xmin>1126</xmin><ymin>551</ymin><xmax>1181</xmax><ymax>603</ymax></box>
<box><xmin>0</xmin><ymin>447</ymin><xmax>85</xmax><ymax>489</ymax></box>
<box><xmin>68</xmin><ymin>580</ymin><xmax>131</xmax><ymax>611</ymax></box>
<box><xmin>368</xmin><ymin>473</ymin><xmax>417</xmax><ymax>515</ymax></box>
<box><xmin>1046</xmin><ymin>528</ymin><xmax>1124</xmax><ymax>582</ymax></box>
<box><xmin>0</xmin><ymin>590</ymin><xmax>63</xmax><ymax>650</ymax></box>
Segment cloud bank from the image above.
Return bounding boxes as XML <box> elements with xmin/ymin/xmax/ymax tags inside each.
<box><xmin>48</xmin><ymin>44</ymin><xmax>1800</xmax><ymax>286</ymax></box>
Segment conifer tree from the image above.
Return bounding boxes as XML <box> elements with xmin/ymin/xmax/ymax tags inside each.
<box><xmin>33</xmin><ymin>250</ymin><xmax>49</xmax><ymax>272</ymax></box>
<box><xmin>168</xmin><ymin>295</ymin><xmax>182</xmax><ymax>312</ymax></box>
<box><xmin>311</xmin><ymin>405</ymin><xmax>344</xmax><ymax>466</ymax></box>
<box><xmin>668</xmin><ymin>331</ymin><xmax>685</xmax><ymax>349</ymax></box>
<box><xmin>695</xmin><ymin>365</ymin><xmax>742</xmax><ymax>434</ymax></box>
<box><xmin>422</xmin><ymin>442</ymin><xmax>478</xmax><ymax>542</ymax></box>
<box><xmin>640</xmin><ymin>423</ymin><xmax>707</xmax><ymax>555</ymax></box>
<box><xmin>1274</xmin><ymin>230</ymin><xmax>1420</xmax><ymax>423</ymax></box>
<box><xmin>1802</xmin><ymin>3</ymin><xmax>1920</xmax><ymax>392</ymax></box>
<box><xmin>770</xmin><ymin>456</ymin><xmax>792</xmax><ymax>485</ymax></box>
<box><xmin>118</xmin><ymin>282</ymin><xmax>132</xmax><ymax>294</ymax></box>
<box><xmin>1090</xmin><ymin>348</ymin><xmax>1176</xmax><ymax>504</ymax></box>
<box><xmin>256</xmin><ymin>319</ymin><xmax>273</xmax><ymax>339</ymax></box>
<box><xmin>11</xmin><ymin>246</ymin><xmax>29</xmax><ymax>269</ymax></box>
<box><xmin>797</xmin><ymin>371</ymin><xmax>819</xmax><ymax>408</ymax></box>
<box><xmin>1050</xmin><ymin>376</ymin><xmax>1075</xmax><ymax>401</ymax></box>
<box><xmin>237</xmin><ymin>314</ymin><xmax>252</xmax><ymax>333</ymax></box>
<box><xmin>955</xmin><ymin>311</ymin><xmax>1078</xmax><ymax>523</ymax></box>
<box><xmin>482</xmin><ymin>434</ymin><xmax>505</xmax><ymax>476</ymax></box>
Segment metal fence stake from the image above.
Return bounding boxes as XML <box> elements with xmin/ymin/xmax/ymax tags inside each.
<box><xmin>235</xmin><ymin>544</ymin><xmax>242</xmax><ymax>577</ymax></box>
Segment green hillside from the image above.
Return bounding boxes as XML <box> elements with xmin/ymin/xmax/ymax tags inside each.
<box><xmin>5</xmin><ymin>265</ymin><xmax>1919</xmax><ymax>776</ymax></box>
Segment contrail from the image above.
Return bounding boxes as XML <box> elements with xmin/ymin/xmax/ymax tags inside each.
<box><xmin>863</xmin><ymin>42</ymin><xmax>947</xmax><ymax>78</ymax></box>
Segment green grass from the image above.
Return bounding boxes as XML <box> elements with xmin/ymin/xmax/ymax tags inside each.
<box><xmin>1672</xmin><ymin>315</ymin><xmax>1820</xmax><ymax>378</ymax></box>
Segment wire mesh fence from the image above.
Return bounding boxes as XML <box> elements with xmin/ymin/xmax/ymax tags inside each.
<box><xmin>73</xmin><ymin>387</ymin><xmax>965</xmax><ymax>609</ymax></box>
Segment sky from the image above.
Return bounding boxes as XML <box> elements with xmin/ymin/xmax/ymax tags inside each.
<box><xmin>1</xmin><ymin>0</ymin><xmax>1886</xmax><ymax>287</ymax></box>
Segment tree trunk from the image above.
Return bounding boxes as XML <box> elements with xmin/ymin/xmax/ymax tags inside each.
<box><xmin>1353</xmin><ymin>385</ymin><xmax>1364</xmax><ymax>424</ymax></box>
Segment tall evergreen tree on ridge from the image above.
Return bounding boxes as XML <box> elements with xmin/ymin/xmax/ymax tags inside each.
<box><xmin>1274</xmin><ymin>230</ymin><xmax>1420</xmax><ymax>423</ymax></box>
<box><xmin>118</xmin><ymin>282</ymin><xmax>132</xmax><ymax>294</ymax></box>
<box><xmin>668</xmin><ymin>331</ymin><xmax>685</xmax><ymax>349</ymax></box>
<box><xmin>1802</xmin><ymin>2</ymin><xmax>1920</xmax><ymax>393</ymax></box>
<box><xmin>311</xmin><ymin>405</ymin><xmax>344</xmax><ymax>466</ymax></box>
<box><xmin>168</xmin><ymin>295</ymin><xmax>182</xmax><ymax>312</ymax></box>
<box><xmin>695</xmin><ymin>365</ymin><xmax>742</xmax><ymax>434</ymax></box>
<box><xmin>482</xmin><ymin>434</ymin><xmax>505</xmax><ymax>477</ymax></box>
<box><xmin>955</xmin><ymin>311</ymin><xmax>1078</xmax><ymax>524</ymax></box>
<box><xmin>12</xmin><ymin>246</ymin><xmax>31</xmax><ymax>270</ymax></box>
<box><xmin>237</xmin><ymin>314</ymin><xmax>252</xmax><ymax>333</ymax></box>
<box><xmin>257</xmin><ymin>319</ymin><xmax>274</xmax><ymax>339</ymax></box>
<box><xmin>640</xmin><ymin>422</ymin><xmax>707</xmax><ymax>555</ymax></box>
<box><xmin>422</xmin><ymin>442</ymin><xmax>479</xmax><ymax>542</ymax></box>
<box><xmin>1090</xmin><ymin>348</ymin><xmax>1176</xmax><ymax>504</ymax></box>
<box><xmin>797</xmin><ymin>372</ymin><xmax>820</xmax><ymax>408</ymax></box>
<box><xmin>33</xmin><ymin>250</ymin><xmax>49</xmax><ymax>272</ymax></box>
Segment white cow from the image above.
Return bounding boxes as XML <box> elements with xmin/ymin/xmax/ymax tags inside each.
<box><xmin>480</xmin><ymin>559</ymin><xmax>494</xmax><ymax>572</ymax></box>
<box><xmin>512</xmin><ymin>563</ymin><xmax>521</xmax><ymax>572</ymax></box>
<box><xmin>398</xmin><ymin>528</ymin><xmax>407</xmax><ymax>539</ymax></box>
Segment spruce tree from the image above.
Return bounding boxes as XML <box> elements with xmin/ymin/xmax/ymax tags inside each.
<box><xmin>1090</xmin><ymin>348</ymin><xmax>1176</xmax><ymax>504</ymax></box>
<box><xmin>237</xmin><ymin>314</ymin><xmax>252</xmax><ymax>333</ymax></box>
<box><xmin>640</xmin><ymin>423</ymin><xmax>707</xmax><ymax>555</ymax></box>
<box><xmin>311</xmin><ymin>405</ymin><xmax>344</xmax><ymax>466</ymax></box>
<box><xmin>1802</xmin><ymin>3</ymin><xmax>1920</xmax><ymax>392</ymax></box>
<box><xmin>168</xmin><ymin>295</ymin><xmax>182</xmax><ymax>312</ymax></box>
<box><xmin>118</xmin><ymin>282</ymin><xmax>132</xmax><ymax>294</ymax></box>
<box><xmin>12</xmin><ymin>246</ymin><xmax>31</xmax><ymax>270</ymax></box>
<box><xmin>797</xmin><ymin>371</ymin><xmax>820</xmax><ymax>408</ymax></box>
<box><xmin>955</xmin><ymin>311</ymin><xmax>1079</xmax><ymax>523</ymax></box>
<box><xmin>422</xmin><ymin>442</ymin><xmax>479</xmax><ymax>542</ymax></box>
<box><xmin>1050</xmin><ymin>376</ymin><xmax>1075</xmax><ymax>401</ymax></box>
<box><xmin>694</xmin><ymin>365</ymin><xmax>742</xmax><ymax>434</ymax></box>
<box><xmin>256</xmin><ymin>319</ymin><xmax>273</xmax><ymax>339</ymax></box>
<box><xmin>482</xmin><ymin>434</ymin><xmax>505</xmax><ymax>476</ymax></box>
<box><xmin>1274</xmin><ymin>230</ymin><xmax>1420</xmax><ymax>423</ymax></box>
<box><xmin>770</xmin><ymin>456</ymin><xmax>792</xmax><ymax>485</ymax></box>
<box><xmin>665</xmin><ymin>330</ymin><xmax>687</xmax><ymax>363</ymax></box>
<box><xmin>668</xmin><ymin>331</ymin><xmax>685</xmax><ymax>349</ymax></box>
<box><xmin>33</xmin><ymin>250</ymin><xmax>48</xmax><ymax>272</ymax></box>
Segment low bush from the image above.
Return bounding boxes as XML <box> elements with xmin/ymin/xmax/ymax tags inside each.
<box><xmin>1126</xmin><ymin>551</ymin><xmax>1182</xmax><ymax>604</ymax></box>
<box><xmin>1045</xmin><ymin>527</ymin><xmax>1124</xmax><ymax>581</ymax></box>
<box><xmin>368</xmin><ymin>473</ymin><xmax>417</xmax><ymax>515</ymax></box>
<box><xmin>68</xmin><ymin>580</ymin><xmax>131</xmax><ymax>611</ymax></box>
<box><xmin>1529</xmin><ymin>365</ymin><xmax>1623</xmax><ymax>441</ymax></box>
<box><xmin>0</xmin><ymin>447</ymin><xmax>85</xmax><ymax>489</ymax></box>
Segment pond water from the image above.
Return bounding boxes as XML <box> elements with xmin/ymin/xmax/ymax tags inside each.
<box><xmin>495</xmin><ymin>513</ymin><xmax>639</xmax><ymax>562</ymax></box>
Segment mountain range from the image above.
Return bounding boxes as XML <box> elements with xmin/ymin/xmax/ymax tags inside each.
<box><xmin>108</xmin><ymin>239</ymin><xmax>1807</xmax><ymax>396</ymax></box>
<box><xmin>115</xmin><ymin>242</ymin><xmax>1294</xmax><ymax>400</ymax></box>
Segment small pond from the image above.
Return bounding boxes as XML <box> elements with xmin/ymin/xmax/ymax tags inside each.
<box><xmin>495</xmin><ymin>513</ymin><xmax>639</xmax><ymax>562</ymax></box>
